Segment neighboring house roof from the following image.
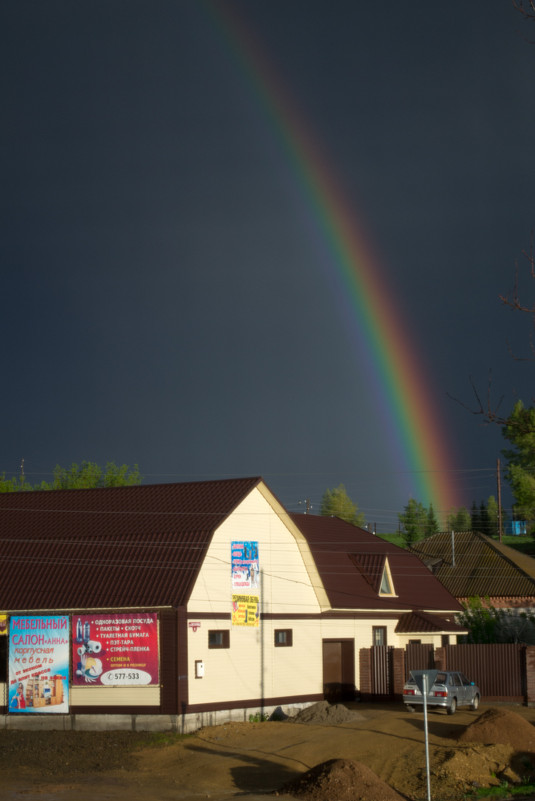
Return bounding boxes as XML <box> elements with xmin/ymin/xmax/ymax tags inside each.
<box><xmin>0</xmin><ymin>478</ymin><xmax>261</xmax><ymax>610</ymax></box>
<box><xmin>290</xmin><ymin>514</ymin><xmax>463</xmax><ymax>615</ymax></box>
<box><xmin>409</xmin><ymin>531</ymin><xmax>535</xmax><ymax>603</ymax></box>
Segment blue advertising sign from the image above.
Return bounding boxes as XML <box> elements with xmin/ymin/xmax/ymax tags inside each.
<box><xmin>231</xmin><ymin>541</ymin><xmax>260</xmax><ymax>591</ymax></box>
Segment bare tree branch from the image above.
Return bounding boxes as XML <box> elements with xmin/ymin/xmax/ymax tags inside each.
<box><xmin>513</xmin><ymin>0</ymin><xmax>535</xmax><ymax>20</ymax></box>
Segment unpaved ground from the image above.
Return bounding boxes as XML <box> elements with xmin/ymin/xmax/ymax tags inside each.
<box><xmin>3</xmin><ymin>702</ymin><xmax>535</xmax><ymax>801</ymax></box>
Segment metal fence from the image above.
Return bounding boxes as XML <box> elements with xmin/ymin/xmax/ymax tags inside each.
<box><xmin>362</xmin><ymin>642</ymin><xmax>528</xmax><ymax>703</ymax></box>
<box><xmin>442</xmin><ymin>643</ymin><xmax>525</xmax><ymax>702</ymax></box>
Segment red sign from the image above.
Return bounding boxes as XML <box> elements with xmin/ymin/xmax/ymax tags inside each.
<box><xmin>72</xmin><ymin>613</ymin><xmax>159</xmax><ymax>686</ymax></box>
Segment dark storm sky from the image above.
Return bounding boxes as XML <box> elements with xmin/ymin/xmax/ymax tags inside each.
<box><xmin>2</xmin><ymin>1</ymin><xmax>534</xmax><ymax>530</ymax></box>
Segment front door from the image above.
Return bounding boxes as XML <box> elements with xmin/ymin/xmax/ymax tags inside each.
<box><xmin>322</xmin><ymin>639</ymin><xmax>355</xmax><ymax>702</ymax></box>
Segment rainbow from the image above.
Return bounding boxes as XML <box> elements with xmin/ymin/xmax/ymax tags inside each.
<box><xmin>206</xmin><ymin>1</ymin><xmax>462</xmax><ymax>517</ymax></box>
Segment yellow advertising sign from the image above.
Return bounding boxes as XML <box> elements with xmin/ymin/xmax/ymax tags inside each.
<box><xmin>232</xmin><ymin>595</ymin><xmax>259</xmax><ymax>627</ymax></box>
<box><xmin>0</xmin><ymin>615</ymin><xmax>7</xmax><ymax>636</ymax></box>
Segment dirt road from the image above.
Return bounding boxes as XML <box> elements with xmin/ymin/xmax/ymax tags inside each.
<box><xmin>3</xmin><ymin>702</ymin><xmax>535</xmax><ymax>801</ymax></box>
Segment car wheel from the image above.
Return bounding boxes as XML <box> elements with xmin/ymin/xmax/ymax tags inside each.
<box><xmin>471</xmin><ymin>694</ymin><xmax>480</xmax><ymax>711</ymax></box>
<box><xmin>447</xmin><ymin>697</ymin><xmax>457</xmax><ymax>715</ymax></box>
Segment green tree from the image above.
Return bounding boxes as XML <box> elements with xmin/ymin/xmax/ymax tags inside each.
<box><xmin>49</xmin><ymin>461</ymin><xmax>141</xmax><ymax>489</ymax></box>
<box><xmin>425</xmin><ymin>503</ymin><xmax>439</xmax><ymax>537</ymax></box>
<box><xmin>502</xmin><ymin>401</ymin><xmax>535</xmax><ymax>535</ymax></box>
<box><xmin>478</xmin><ymin>501</ymin><xmax>491</xmax><ymax>536</ymax></box>
<box><xmin>446</xmin><ymin>506</ymin><xmax>471</xmax><ymax>531</ymax></box>
<box><xmin>458</xmin><ymin>596</ymin><xmax>535</xmax><ymax>644</ymax></box>
<box><xmin>0</xmin><ymin>474</ymin><xmax>22</xmax><ymax>493</ymax></box>
<box><xmin>320</xmin><ymin>484</ymin><xmax>365</xmax><ymax>526</ymax></box>
<box><xmin>486</xmin><ymin>495</ymin><xmax>499</xmax><ymax>537</ymax></box>
<box><xmin>398</xmin><ymin>498</ymin><xmax>427</xmax><ymax>545</ymax></box>
<box><xmin>0</xmin><ymin>462</ymin><xmax>141</xmax><ymax>492</ymax></box>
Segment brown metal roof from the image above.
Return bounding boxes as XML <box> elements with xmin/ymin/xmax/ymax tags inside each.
<box><xmin>349</xmin><ymin>553</ymin><xmax>386</xmax><ymax>593</ymax></box>
<box><xmin>290</xmin><ymin>514</ymin><xmax>463</xmax><ymax>613</ymax></box>
<box><xmin>0</xmin><ymin>477</ymin><xmax>261</xmax><ymax>610</ymax></box>
<box><xmin>395</xmin><ymin>610</ymin><xmax>466</xmax><ymax>634</ymax></box>
<box><xmin>409</xmin><ymin>531</ymin><xmax>535</xmax><ymax>601</ymax></box>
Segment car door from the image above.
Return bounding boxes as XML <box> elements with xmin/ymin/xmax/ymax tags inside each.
<box><xmin>450</xmin><ymin>672</ymin><xmax>465</xmax><ymax>705</ymax></box>
<box><xmin>459</xmin><ymin>673</ymin><xmax>474</xmax><ymax>705</ymax></box>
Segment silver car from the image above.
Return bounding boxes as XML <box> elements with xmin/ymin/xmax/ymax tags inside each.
<box><xmin>403</xmin><ymin>669</ymin><xmax>481</xmax><ymax>715</ymax></box>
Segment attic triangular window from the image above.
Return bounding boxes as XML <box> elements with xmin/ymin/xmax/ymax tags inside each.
<box><xmin>349</xmin><ymin>553</ymin><xmax>397</xmax><ymax>597</ymax></box>
<box><xmin>380</xmin><ymin>568</ymin><xmax>392</xmax><ymax>594</ymax></box>
<box><xmin>379</xmin><ymin>558</ymin><xmax>395</xmax><ymax>596</ymax></box>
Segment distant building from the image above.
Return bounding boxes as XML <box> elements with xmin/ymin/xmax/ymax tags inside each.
<box><xmin>409</xmin><ymin>530</ymin><xmax>535</xmax><ymax>610</ymax></box>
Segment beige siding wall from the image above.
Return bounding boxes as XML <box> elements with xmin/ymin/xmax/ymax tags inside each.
<box><xmin>71</xmin><ymin>686</ymin><xmax>160</xmax><ymax>706</ymax></box>
<box><xmin>395</xmin><ymin>633</ymin><xmax>450</xmax><ymax>648</ymax></box>
<box><xmin>188</xmin><ymin>488</ymin><xmax>323</xmax><ymax>615</ymax></box>
<box><xmin>188</xmin><ymin>619</ymin><xmax>324</xmax><ymax>705</ymax></box>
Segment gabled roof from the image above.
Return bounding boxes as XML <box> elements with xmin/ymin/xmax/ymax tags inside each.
<box><xmin>409</xmin><ymin>531</ymin><xmax>535</xmax><ymax>601</ymax></box>
<box><xmin>290</xmin><ymin>514</ymin><xmax>463</xmax><ymax>613</ymax></box>
<box><xmin>0</xmin><ymin>478</ymin><xmax>262</xmax><ymax>610</ymax></box>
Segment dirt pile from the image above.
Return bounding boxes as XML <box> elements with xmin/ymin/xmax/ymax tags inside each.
<box><xmin>276</xmin><ymin>758</ymin><xmax>405</xmax><ymax>801</ymax></box>
<box><xmin>457</xmin><ymin>706</ymin><xmax>535</xmax><ymax>750</ymax></box>
<box><xmin>426</xmin><ymin>707</ymin><xmax>535</xmax><ymax>794</ymax></box>
<box><xmin>289</xmin><ymin>700</ymin><xmax>365</xmax><ymax>725</ymax></box>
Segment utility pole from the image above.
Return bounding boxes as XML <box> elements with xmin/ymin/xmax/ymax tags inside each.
<box><xmin>497</xmin><ymin>458</ymin><xmax>503</xmax><ymax>542</ymax></box>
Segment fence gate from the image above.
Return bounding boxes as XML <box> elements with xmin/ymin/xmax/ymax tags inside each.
<box><xmin>371</xmin><ymin>646</ymin><xmax>394</xmax><ymax>697</ymax></box>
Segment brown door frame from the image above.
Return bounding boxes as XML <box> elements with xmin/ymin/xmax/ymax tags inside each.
<box><xmin>322</xmin><ymin>638</ymin><xmax>355</xmax><ymax>702</ymax></box>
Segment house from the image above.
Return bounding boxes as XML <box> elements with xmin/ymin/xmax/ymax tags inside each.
<box><xmin>409</xmin><ymin>530</ymin><xmax>535</xmax><ymax>610</ymax></box>
<box><xmin>0</xmin><ymin>478</ymin><xmax>464</xmax><ymax>731</ymax></box>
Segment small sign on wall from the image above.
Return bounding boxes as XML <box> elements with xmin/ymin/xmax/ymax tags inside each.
<box><xmin>232</xmin><ymin>594</ymin><xmax>260</xmax><ymax>627</ymax></box>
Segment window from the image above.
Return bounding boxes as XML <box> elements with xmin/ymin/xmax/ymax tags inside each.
<box><xmin>274</xmin><ymin>629</ymin><xmax>293</xmax><ymax>647</ymax></box>
<box><xmin>208</xmin><ymin>630</ymin><xmax>230</xmax><ymax>649</ymax></box>
<box><xmin>408</xmin><ymin>639</ymin><xmax>421</xmax><ymax>645</ymax></box>
<box><xmin>379</xmin><ymin>559</ymin><xmax>396</xmax><ymax>596</ymax></box>
<box><xmin>372</xmin><ymin>626</ymin><xmax>387</xmax><ymax>646</ymax></box>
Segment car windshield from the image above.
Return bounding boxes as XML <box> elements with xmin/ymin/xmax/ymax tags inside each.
<box><xmin>434</xmin><ymin>673</ymin><xmax>447</xmax><ymax>685</ymax></box>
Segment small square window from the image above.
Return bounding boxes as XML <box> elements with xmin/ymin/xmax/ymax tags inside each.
<box><xmin>274</xmin><ymin>629</ymin><xmax>293</xmax><ymax>647</ymax></box>
<box><xmin>372</xmin><ymin>626</ymin><xmax>387</xmax><ymax>647</ymax></box>
<box><xmin>208</xmin><ymin>630</ymin><xmax>230</xmax><ymax>649</ymax></box>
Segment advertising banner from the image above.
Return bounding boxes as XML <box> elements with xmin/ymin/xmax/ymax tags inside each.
<box><xmin>231</xmin><ymin>541</ymin><xmax>259</xmax><ymax>591</ymax></box>
<box><xmin>232</xmin><ymin>594</ymin><xmax>260</xmax><ymax>627</ymax></box>
<box><xmin>8</xmin><ymin>615</ymin><xmax>69</xmax><ymax>714</ymax></box>
<box><xmin>72</xmin><ymin>613</ymin><xmax>159</xmax><ymax>686</ymax></box>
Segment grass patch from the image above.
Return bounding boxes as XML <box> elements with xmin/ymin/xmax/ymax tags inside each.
<box><xmin>144</xmin><ymin>731</ymin><xmax>192</xmax><ymax>747</ymax></box>
<box><xmin>375</xmin><ymin>533</ymin><xmax>406</xmax><ymax>548</ymax></box>
<box><xmin>467</xmin><ymin>783</ymin><xmax>535</xmax><ymax>800</ymax></box>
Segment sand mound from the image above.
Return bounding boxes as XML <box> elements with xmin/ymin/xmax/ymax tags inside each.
<box><xmin>457</xmin><ymin>707</ymin><xmax>535</xmax><ymax>751</ymax></box>
<box><xmin>290</xmin><ymin>700</ymin><xmax>364</xmax><ymax>725</ymax></box>
<box><xmin>277</xmin><ymin>758</ymin><xmax>405</xmax><ymax>801</ymax></box>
